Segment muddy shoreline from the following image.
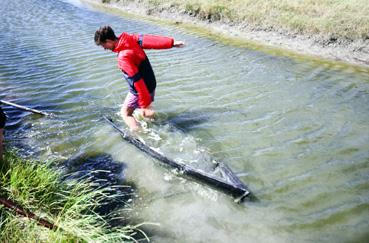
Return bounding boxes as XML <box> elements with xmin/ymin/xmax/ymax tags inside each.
<box><xmin>83</xmin><ymin>0</ymin><xmax>369</xmax><ymax>69</ymax></box>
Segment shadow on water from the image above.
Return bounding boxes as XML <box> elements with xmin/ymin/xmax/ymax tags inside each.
<box><xmin>62</xmin><ymin>152</ymin><xmax>136</xmax><ymax>225</ymax></box>
<box><xmin>162</xmin><ymin>111</ymin><xmax>210</xmax><ymax>133</ymax></box>
<box><xmin>62</xmin><ymin>153</ymin><xmax>153</xmax><ymax>241</ymax></box>
<box><xmin>158</xmin><ymin>107</ymin><xmax>247</xmax><ymax>133</ymax></box>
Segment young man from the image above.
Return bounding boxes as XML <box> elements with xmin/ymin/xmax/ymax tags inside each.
<box><xmin>94</xmin><ymin>26</ymin><xmax>184</xmax><ymax>130</ymax></box>
<box><xmin>0</xmin><ymin>106</ymin><xmax>6</xmax><ymax>163</ymax></box>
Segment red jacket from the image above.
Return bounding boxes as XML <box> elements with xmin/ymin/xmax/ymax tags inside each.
<box><xmin>113</xmin><ymin>32</ymin><xmax>174</xmax><ymax>108</ymax></box>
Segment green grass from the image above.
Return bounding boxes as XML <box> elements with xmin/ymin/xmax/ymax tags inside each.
<box><xmin>112</xmin><ymin>0</ymin><xmax>369</xmax><ymax>41</ymax></box>
<box><xmin>0</xmin><ymin>150</ymin><xmax>144</xmax><ymax>242</ymax></box>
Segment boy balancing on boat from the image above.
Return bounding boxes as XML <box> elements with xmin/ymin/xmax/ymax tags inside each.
<box><xmin>94</xmin><ymin>26</ymin><xmax>184</xmax><ymax>130</ymax></box>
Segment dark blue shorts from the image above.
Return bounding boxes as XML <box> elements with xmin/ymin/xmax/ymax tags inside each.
<box><xmin>0</xmin><ymin>107</ymin><xmax>6</xmax><ymax>129</ymax></box>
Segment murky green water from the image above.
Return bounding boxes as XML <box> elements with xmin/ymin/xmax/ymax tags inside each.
<box><xmin>1</xmin><ymin>0</ymin><xmax>369</xmax><ymax>242</ymax></box>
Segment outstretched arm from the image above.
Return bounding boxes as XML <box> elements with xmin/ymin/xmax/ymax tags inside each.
<box><xmin>136</xmin><ymin>34</ymin><xmax>185</xmax><ymax>49</ymax></box>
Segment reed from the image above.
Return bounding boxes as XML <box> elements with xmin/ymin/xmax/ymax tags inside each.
<box><xmin>0</xmin><ymin>150</ymin><xmax>143</xmax><ymax>242</ymax></box>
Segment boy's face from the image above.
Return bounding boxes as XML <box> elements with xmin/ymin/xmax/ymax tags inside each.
<box><xmin>100</xmin><ymin>39</ymin><xmax>115</xmax><ymax>51</ymax></box>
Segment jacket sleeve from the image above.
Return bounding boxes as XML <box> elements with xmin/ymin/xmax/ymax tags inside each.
<box><xmin>135</xmin><ymin>34</ymin><xmax>174</xmax><ymax>49</ymax></box>
<box><xmin>118</xmin><ymin>53</ymin><xmax>152</xmax><ymax>108</ymax></box>
<box><xmin>134</xmin><ymin>80</ymin><xmax>152</xmax><ymax>108</ymax></box>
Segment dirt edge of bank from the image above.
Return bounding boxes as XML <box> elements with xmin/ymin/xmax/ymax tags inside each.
<box><xmin>83</xmin><ymin>0</ymin><xmax>369</xmax><ymax>69</ymax></box>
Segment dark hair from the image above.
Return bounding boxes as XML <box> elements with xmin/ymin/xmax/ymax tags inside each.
<box><xmin>94</xmin><ymin>26</ymin><xmax>117</xmax><ymax>45</ymax></box>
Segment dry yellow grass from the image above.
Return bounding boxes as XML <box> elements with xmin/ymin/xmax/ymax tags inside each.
<box><xmin>117</xmin><ymin>0</ymin><xmax>369</xmax><ymax>40</ymax></box>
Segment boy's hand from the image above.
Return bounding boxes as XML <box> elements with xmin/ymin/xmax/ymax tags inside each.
<box><xmin>139</xmin><ymin>106</ymin><xmax>155</xmax><ymax>119</ymax></box>
<box><xmin>173</xmin><ymin>40</ymin><xmax>185</xmax><ymax>47</ymax></box>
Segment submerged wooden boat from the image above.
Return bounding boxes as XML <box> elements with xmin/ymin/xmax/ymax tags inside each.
<box><xmin>103</xmin><ymin>115</ymin><xmax>251</xmax><ymax>202</ymax></box>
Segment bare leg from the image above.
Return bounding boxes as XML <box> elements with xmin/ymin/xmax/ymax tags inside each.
<box><xmin>120</xmin><ymin>105</ymin><xmax>139</xmax><ymax>131</ymax></box>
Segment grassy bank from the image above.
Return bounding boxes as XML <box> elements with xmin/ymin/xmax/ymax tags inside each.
<box><xmin>0</xmin><ymin>150</ymin><xmax>142</xmax><ymax>242</ymax></box>
<box><xmin>106</xmin><ymin>0</ymin><xmax>369</xmax><ymax>42</ymax></box>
